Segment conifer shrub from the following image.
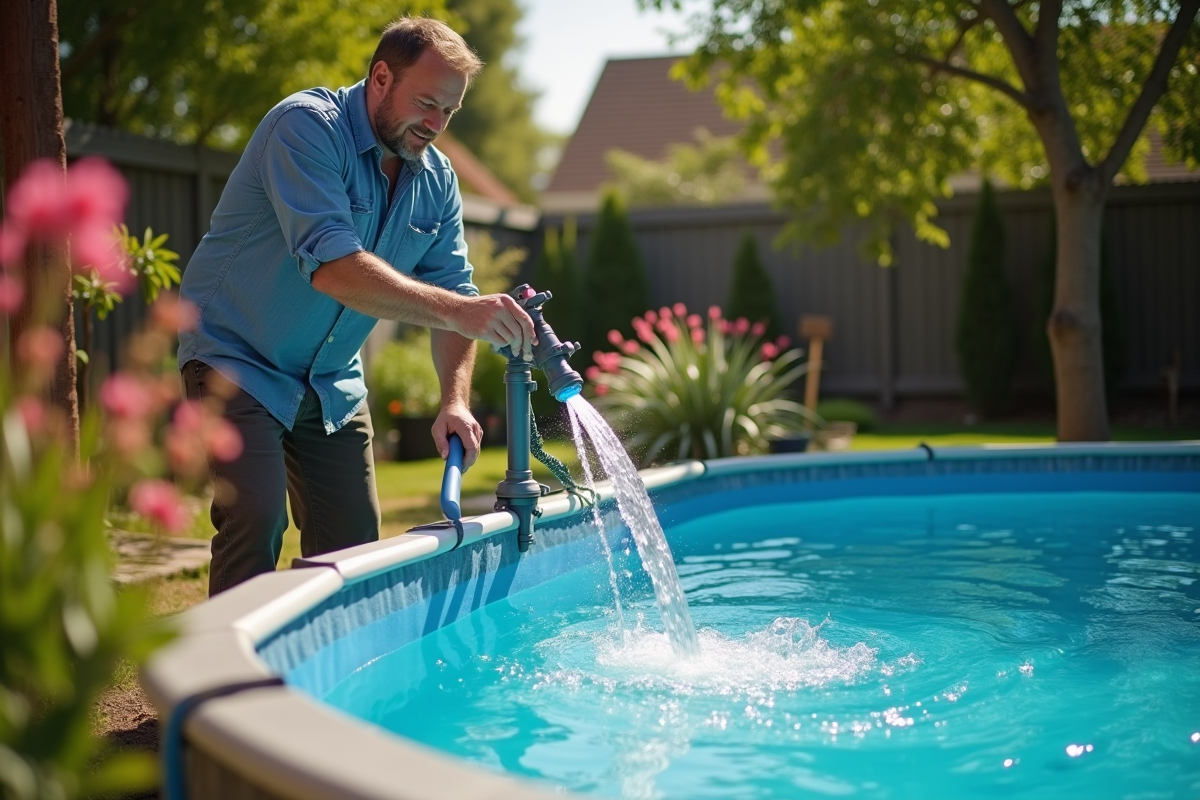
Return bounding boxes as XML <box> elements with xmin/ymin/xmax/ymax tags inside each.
<box><xmin>531</xmin><ymin>217</ymin><xmax>583</xmax><ymax>347</ymax></box>
<box><xmin>583</xmin><ymin>190</ymin><xmax>650</xmax><ymax>359</ymax></box>
<box><xmin>955</xmin><ymin>180</ymin><xmax>1017</xmax><ymax>417</ymax></box>
<box><xmin>726</xmin><ymin>232</ymin><xmax>784</xmax><ymax>339</ymax></box>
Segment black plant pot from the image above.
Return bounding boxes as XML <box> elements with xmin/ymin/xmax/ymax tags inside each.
<box><xmin>395</xmin><ymin>416</ymin><xmax>441</xmax><ymax>461</ymax></box>
<box><xmin>768</xmin><ymin>434</ymin><xmax>811</xmax><ymax>454</ymax></box>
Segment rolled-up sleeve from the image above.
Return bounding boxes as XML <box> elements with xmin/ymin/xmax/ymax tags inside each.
<box><xmin>257</xmin><ymin>107</ymin><xmax>363</xmax><ymax>282</ymax></box>
<box><xmin>413</xmin><ymin>169</ymin><xmax>479</xmax><ymax>296</ymax></box>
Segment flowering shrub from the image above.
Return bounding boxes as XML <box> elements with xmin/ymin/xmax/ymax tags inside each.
<box><xmin>587</xmin><ymin>303</ymin><xmax>818</xmax><ymax>465</ymax></box>
<box><xmin>0</xmin><ymin>158</ymin><xmax>240</xmax><ymax>799</ymax></box>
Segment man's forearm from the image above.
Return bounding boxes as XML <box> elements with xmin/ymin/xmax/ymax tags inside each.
<box><xmin>311</xmin><ymin>250</ymin><xmax>467</xmax><ymax>328</ymax></box>
<box><xmin>431</xmin><ymin>328</ymin><xmax>475</xmax><ymax>408</ymax></box>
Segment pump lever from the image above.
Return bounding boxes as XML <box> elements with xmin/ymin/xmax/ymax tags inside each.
<box><xmin>440</xmin><ymin>433</ymin><xmax>465</xmax><ymax>522</ymax></box>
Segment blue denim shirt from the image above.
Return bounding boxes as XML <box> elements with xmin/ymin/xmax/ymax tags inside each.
<box><xmin>178</xmin><ymin>80</ymin><xmax>477</xmax><ymax>434</ymax></box>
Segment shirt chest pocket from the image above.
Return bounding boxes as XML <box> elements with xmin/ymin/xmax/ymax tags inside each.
<box><xmin>397</xmin><ymin>217</ymin><xmax>441</xmax><ymax>269</ymax></box>
<box><xmin>348</xmin><ymin>195</ymin><xmax>375</xmax><ymax>241</ymax></box>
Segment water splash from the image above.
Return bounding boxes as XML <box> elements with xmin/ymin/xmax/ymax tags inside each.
<box><xmin>568</xmin><ymin>407</ymin><xmax>626</xmax><ymax>634</ymax></box>
<box><xmin>566</xmin><ymin>394</ymin><xmax>700</xmax><ymax>656</ymax></box>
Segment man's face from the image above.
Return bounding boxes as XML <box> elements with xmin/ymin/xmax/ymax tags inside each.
<box><xmin>374</xmin><ymin>48</ymin><xmax>468</xmax><ymax>161</ymax></box>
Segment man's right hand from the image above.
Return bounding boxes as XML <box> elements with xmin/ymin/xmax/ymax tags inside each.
<box><xmin>452</xmin><ymin>294</ymin><xmax>537</xmax><ymax>361</ymax></box>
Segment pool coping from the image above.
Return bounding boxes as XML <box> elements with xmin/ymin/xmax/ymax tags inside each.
<box><xmin>140</xmin><ymin>442</ymin><xmax>1199</xmax><ymax>800</ymax></box>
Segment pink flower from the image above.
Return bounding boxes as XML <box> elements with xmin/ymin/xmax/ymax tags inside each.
<box><xmin>761</xmin><ymin>342</ymin><xmax>780</xmax><ymax>360</ymax></box>
<box><xmin>0</xmin><ymin>274</ymin><xmax>24</xmax><ymax>313</ymax></box>
<box><xmin>109</xmin><ymin>418</ymin><xmax>150</xmax><ymax>456</ymax></box>
<box><xmin>206</xmin><ymin>418</ymin><xmax>243</xmax><ymax>462</ymax></box>
<box><xmin>644</xmin><ymin>310</ymin><xmax>658</xmax><ymax>324</ymax></box>
<box><xmin>585</xmin><ymin>366</ymin><xmax>601</xmax><ymax>381</ymax></box>
<box><xmin>0</xmin><ymin>225</ymin><xmax>27</xmax><ymax>266</ymax></box>
<box><xmin>151</xmin><ymin>294</ymin><xmax>199</xmax><ymax>334</ymax></box>
<box><xmin>73</xmin><ymin>222</ymin><xmax>132</xmax><ymax>286</ymax></box>
<box><xmin>690</xmin><ymin>327</ymin><xmax>704</xmax><ymax>344</ymax></box>
<box><xmin>708</xmin><ymin>305</ymin><xmax>722</xmax><ymax>321</ymax></box>
<box><xmin>734</xmin><ymin>317</ymin><xmax>750</xmax><ymax>335</ymax></box>
<box><xmin>775</xmin><ymin>335</ymin><xmax>791</xmax><ymax>349</ymax></box>
<box><xmin>16</xmin><ymin>396</ymin><xmax>46</xmax><ymax>433</ymax></box>
<box><xmin>172</xmin><ymin>400</ymin><xmax>205</xmax><ymax>432</ymax></box>
<box><xmin>672</xmin><ymin>302</ymin><xmax>687</xmax><ymax>318</ymax></box>
<box><xmin>751</xmin><ymin>321</ymin><xmax>767</xmax><ymax>337</ymax></box>
<box><xmin>621</xmin><ymin>340</ymin><xmax>640</xmax><ymax>355</ymax></box>
<box><xmin>17</xmin><ymin>326</ymin><xmax>64</xmax><ymax>366</ymax></box>
<box><xmin>129</xmin><ymin>479</ymin><xmax>190</xmax><ymax>534</ymax></box>
<box><xmin>100</xmin><ymin>373</ymin><xmax>154</xmax><ymax>418</ymax></box>
<box><xmin>659</xmin><ymin>306</ymin><xmax>673</xmax><ymax>320</ymax></box>
<box><xmin>632</xmin><ymin>318</ymin><xmax>655</xmax><ymax>344</ymax></box>
<box><xmin>607</xmin><ymin>329</ymin><xmax>625</xmax><ymax>347</ymax></box>
<box><xmin>65</xmin><ymin>158</ymin><xmax>129</xmax><ymax>227</ymax></box>
<box><xmin>5</xmin><ymin>160</ymin><xmax>73</xmax><ymax>238</ymax></box>
<box><xmin>660</xmin><ymin>323</ymin><xmax>680</xmax><ymax>343</ymax></box>
<box><xmin>593</xmin><ymin>383</ymin><xmax>610</xmax><ymax>396</ymax></box>
<box><xmin>686</xmin><ymin>314</ymin><xmax>702</xmax><ymax>329</ymax></box>
<box><xmin>718</xmin><ymin>319</ymin><xmax>732</xmax><ymax>335</ymax></box>
<box><xmin>594</xmin><ymin>351</ymin><xmax>623</xmax><ymax>373</ymax></box>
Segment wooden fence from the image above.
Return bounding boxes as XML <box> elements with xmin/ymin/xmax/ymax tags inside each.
<box><xmin>549</xmin><ymin>180</ymin><xmax>1200</xmax><ymax>404</ymax></box>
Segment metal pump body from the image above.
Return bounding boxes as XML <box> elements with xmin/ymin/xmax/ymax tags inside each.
<box><xmin>494</xmin><ymin>284</ymin><xmax>583</xmax><ymax>551</ymax></box>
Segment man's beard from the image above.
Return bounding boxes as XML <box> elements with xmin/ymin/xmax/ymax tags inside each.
<box><xmin>375</xmin><ymin>93</ymin><xmax>436</xmax><ymax>162</ymax></box>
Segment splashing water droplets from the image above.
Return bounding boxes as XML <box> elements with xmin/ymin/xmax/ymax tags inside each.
<box><xmin>567</xmin><ymin>395</ymin><xmax>700</xmax><ymax>656</ymax></box>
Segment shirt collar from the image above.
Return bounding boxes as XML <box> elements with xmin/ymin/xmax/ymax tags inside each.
<box><xmin>347</xmin><ymin>80</ymin><xmax>430</xmax><ymax>175</ymax></box>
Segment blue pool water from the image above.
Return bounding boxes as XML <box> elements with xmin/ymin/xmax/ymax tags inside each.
<box><xmin>317</xmin><ymin>490</ymin><xmax>1200</xmax><ymax>799</ymax></box>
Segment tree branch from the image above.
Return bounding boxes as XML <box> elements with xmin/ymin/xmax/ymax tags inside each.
<box><xmin>902</xmin><ymin>52</ymin><xmax>1035</xmax><ymax>109</ymax></box>
<box><xmin>60</xmin><ymin>6</ymin><xmax>139</xmax><ymax>86</ymax></box>
<box><xmin>1033</xmin><ymin>0</ymin><xmax>1062</xmax><ymax>72</ymax></box>
<box><xmin>1099</xmin><ymin>0</ymin><xmax>1200</xmax><ymax>184</ymax></box>
<box><xmin>977</xmin><ymin>0</ymin><xmax>1040</xmax><ymax>89</ymax></box>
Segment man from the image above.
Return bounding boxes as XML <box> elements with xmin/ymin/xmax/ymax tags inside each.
<box><xmin>178</xmin><ymin>18</ymin><xmax>535</xmax><ymax>595</ymax></box>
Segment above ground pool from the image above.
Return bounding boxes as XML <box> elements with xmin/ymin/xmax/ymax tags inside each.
<box><xmin>144</xmin><ymin>444</ymin><xmax>1200</xmax><ymax>800</ymax></box>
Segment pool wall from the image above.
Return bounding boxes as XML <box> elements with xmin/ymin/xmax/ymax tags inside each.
<box><xmin>140</xmin><ymin>443</ymin><xmax>1199</xmax><ymax>800</ymax></box>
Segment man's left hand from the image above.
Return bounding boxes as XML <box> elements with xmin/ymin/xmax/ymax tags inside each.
<box><xmin>432</xmin><ymin>402</ymin><xmax>483</xmax><ymax>469</ymax></box>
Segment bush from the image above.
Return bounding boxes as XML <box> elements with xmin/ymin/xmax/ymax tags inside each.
<box><xmin>368</xmin><ymin>331</ymin><xmax>441</xmax><ymax>421</ymax></box>
<box><xmin>1033</xmin><ymin>215</ymin><xmax>1125</xmax><ymax>397</ymax></box>
<box><xmin>583</xmin><ymin>190</ymin><xmax>650</xmax><ymax>359</ymax></box>
<box><xmin>590</xmin><ymin>304</ymin><xmax>816</xmax><ymax>465</ymax></box>
<box><xmin>471</xmin><ymin>340</ymin><xmax>508</xmax><ymax>411</ymax></box>
<box><xmin>814</xmin><ymin>397</ymin><xmax>877</xmax><ymax>432</ymax></box>
<box><xmin>531</xmin><ymin>217</ymin><xmax>583</xmax><ymax>346</ymax></box>
<box><xmin>955</xmin><ymin>179</ymin><xmax>1017</xmax><ymax>417</ymax></box>
<box><xmin>726</xmin><ymin>232</ymin><xmax>784</xmax><ymax>340</ymax></box>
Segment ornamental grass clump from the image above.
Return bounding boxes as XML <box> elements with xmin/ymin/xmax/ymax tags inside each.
<box><xmin>588</xmin><ymin>303</ymin><xmax>817</xmax><ymax>465</ymax></box>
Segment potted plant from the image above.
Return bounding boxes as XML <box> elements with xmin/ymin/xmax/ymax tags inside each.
<box><xmin>368</xmin><ymin>331</ymin><xmax>442</xmax><ymax>461</ymax></box>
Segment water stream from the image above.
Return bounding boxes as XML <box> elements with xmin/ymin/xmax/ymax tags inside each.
<box><xmin>566</xmin><ymin>394</ymin><xmax>700</xmax><ymax>657</ymax></box>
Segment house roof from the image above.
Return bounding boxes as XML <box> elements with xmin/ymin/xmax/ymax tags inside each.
<box><xmin>545</xmin><ymin>56</ymin><xmax>742</xmax><ymax>196</ymax></box>
<box><xmin>543</xmin><ymin>54</ymin><xmax>1196</xmax><ymax>211</ymax></box>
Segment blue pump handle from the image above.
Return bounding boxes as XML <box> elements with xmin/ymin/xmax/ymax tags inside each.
<box><xmin>441</xmin><ymin>433</ymin><xmax>464</xmax><ymax>521</ymax></box>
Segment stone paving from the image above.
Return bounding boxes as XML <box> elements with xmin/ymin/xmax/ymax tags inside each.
<box><xmin>109</xmin><ymin>530</ymin><xmax>211</xmax><ymax>584</ymax></box>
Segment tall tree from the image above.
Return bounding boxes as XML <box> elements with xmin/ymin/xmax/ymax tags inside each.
<box><xmin>584</xmin><ymin>191</ymin><xmax>651</xmax><ymax>360</ymax></box>
<box><xmin>726</xmin><ymin>232</ymin><xmax>784</xmax><ymax>339</ymax></box>
<box><xmin>2</xmin><ymin>0</ymin><xmax>80</xmax><ymax>452</ymax></box>
<box><xmin>446</xmin><ymin>0</ymin><xmax>546</xmax><ymax>201</ymax></box>
<box><xmin>649</xmin><ymin>0</ymin><xmax>1200</xmax><ymax>441</ymax></box>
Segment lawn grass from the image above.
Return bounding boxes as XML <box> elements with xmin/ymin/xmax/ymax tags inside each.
<box><xmin>851</xmin><ymin>422</ymin><xmax>1200</xmax><ymax>451</ymax></box>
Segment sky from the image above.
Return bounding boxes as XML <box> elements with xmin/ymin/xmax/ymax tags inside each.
<box><xmin>514</xmin><ymin>0</ymin><xmax>697</xmax><ymax>136</ymax></box>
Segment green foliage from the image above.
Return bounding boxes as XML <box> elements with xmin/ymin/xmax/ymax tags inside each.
<box><xmin>59</xmin><ymin>0</ymin><xmax>448</xmax><ymax>146</ymax></box>
<box><xmin>470</xmin><ymin>340</ymin><xmax>508</xmax><ymax>410</ymax></box>
<box><xmin>814</xmin><ymin>397</ymin><xmax>878</xmax><ymax>432</ymax></box>
<box><xmin>955</xmin><ymin>180</ymin><xmax>1017</xmax><ymax>417</ymax></box>
<box><xmin>1032</xmin><ymin>216</ymin><xmax>1126</xmax><ymax>397</ymax></box>
<box><xmin>532</xmin><ymin>218</ymin><xmax>583</xmax><ymax>345</ymax></box>
<box><xmin>583</xmin><ymin>191</ymin><xmax>650</xmax><ymax>360</ymax></box>
<box><xmin>606</xmin><ymin>128</ymin><xmax>746</xmax><ymax>207</ymax></box>
<box><xmin>118</xmin><ymin>226</ymin><xmax>181</xmax><ymax>305</ymax></box>
<box><xmin>592</xmin><ymin>307</ymin><xmax>815</xmax><ymax>465</ymax></box>
<box><xmin>71</xmin><ymin>272</ymin><xmax>122</xmax><ymax>324</ymax></box>
<box><xmin>725</xmin><ymin>232</ymin><xmax>784</xmax><ymax>340</ymax></box>
<box><xmin>654</xmin><ymin>0</ymin><xmax>1200</xmax><ymax>263</ymax></box>
<box><xmin>368</xmin><ymin>331</ymin><xmax>442</xmax><ymax>420</ymax></box>
<box><xmin>465</xmin><ymin>229</ymin><xmax>525</xmax><ymax>296</ymax></box>
<box><xmin>445</xmin><ymin>0</ymin><xmax>547</xmax><ymax>201</ymax></box>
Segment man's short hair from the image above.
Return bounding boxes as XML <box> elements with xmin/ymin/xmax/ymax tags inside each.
<box><xmin>369</xmin><ymin>17</ymin><xmax>484</xmax><ymax>83</ymax></box>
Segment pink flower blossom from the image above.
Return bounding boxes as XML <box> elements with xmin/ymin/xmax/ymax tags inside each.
<box><xmin>100</xmin><ymin>373</ymin><xmax>154</xmax><ymax>418</ymax></box>
<box><xmin>109</xmin><ymin>418</ymin><xmax>150</xmax><ymax>456</ymax></box>
<box><xmin>607</xmin><ymin>329</ymin><xmax>625</xmax><ymax>347</ymax></box>
<box><xmin>672</xmin><ymin>302</ymin><xmax>687</xmax><ymax>318</ymax></box>
<box><xmin>16</xmin><ymin>396</ymin><xmax>46</xmax><ymax>433</ymax></box>
<box><xmin>632</xmin><ymin>318</ymin><xmax>655</xmax><ymax>344</ymax></box>
<box><xmin>594</xmin><ymin>351</ymin><xmax>623</xmax><ymax>373</ymax></box>
<box><xmin>585</xmin><ymin>366</ymin><xmax>601</xmax><ymax>381</ymax></box>
<box><xmin>659</xmin><ymin>306</ymin><xmax>673</xmax><ymax>320</ymax></box>
<box><xmin>73</xmin><ymin>222</ymin><xmax>133</xmax><ymax>287</ymax></box>
<box><xmin>621</xmin><ymin>340</ymin><xmax>640</xmax><ymax>355</ymax></box>
<box><xmin>0</xmin><ymin>226</ymin><xmax>27</xmax><ymax>266</ymax></box>
<box><xmin>751</xmin><ymin>321</ymin><xmax>767</xmax><ymax>337</ymax></box>
<box><xmin>17</xmin><ymin>326</ymin><xmax>64</xmax><ymax>366</ymax></box>
<box><xmin>761</xmin><ymin>342</ymin><xmax>780</xmax><ymax>360</ymax></box>
<box><xmin>129</xmin><ymin>479</ymin><xmax>190</xmax><ymax>534</ymax></box>
<box><xmin>775</xmin><ymin>335</ymin><xmax>791</xmax><ymax>349</ymax></box>
<box><xmin>593</xmin><ymin>383</ymin><xmax>610</xmax><ymax>396</ymax></box>
<box><xmin>151</xmin><ymin>294</ymin><xmax>199</xmax><ymax>334</ymax></box>
<box><xmin>708</xmin><ymin>305</ymin><xmax>722</xmax><ymax>321</ymax></box>
<box><xmin>644</xmin><ymin>310</ymin><xmax>658</xmax><ymax>324</ymax></box>
<box><xmin>206</xmin><ymin>418</ymin><xmax>243</xmax><ymax>462</ymax></box>
<box><xmin>686</xmin><ymin>314</ymin><xmax>702</xmax><ymax>329</ymax></box>
<box><xmin>0</xmin><ymin>274</ymin><xmax>25</xmax><ymax>313</ymax></box>
<box><xmin>64</xmin><ymin>158</ymin><xmax>129</xmax><ymax>228</ymax></box>
<box><xmin>5</xmin><ymin>160</ymin><xmax>73</xmax><ymax>238</ymax></box>
<box><xmin>718</xmin><ymin>319</ymin><xmax>732</xmax><ymax>335</ymax></box>
<box><xmin>690</xmin><ymin>327</ymin><xmax>704</xmax><ymax>345</ymax></box>
<box><xmin>660</xmin><ymin>323</ymin><xmax>680</xmax><ymax>343</ymax></box>
<box><xmin>734</xmin><ymin>317</ymin><xmax>751</xmax><ymax>335</ymax></box>
<box><xmin>172</xmin><ymin>400</ymin><xmax>205</xmax><ymax>432</ymax></box>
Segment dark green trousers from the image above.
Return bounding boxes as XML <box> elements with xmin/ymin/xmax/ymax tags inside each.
<box><xmin>183</xmin><ymin>360</ymin><xmax>380</xmax><ymax>596</ymax></box>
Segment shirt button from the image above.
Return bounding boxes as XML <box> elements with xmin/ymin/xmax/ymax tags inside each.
<box><xmin>327</xmin><ymin>335</ymin><xmax>335</xmax><ymax>343</ymax></box>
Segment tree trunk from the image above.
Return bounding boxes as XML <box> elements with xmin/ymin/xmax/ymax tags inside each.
<box><xmin>0</xmin><ymin>0</ymin><xmax>80</xmax><ymax>454</ymax></box>
<box><xmin>1047</xmin><ymin>174</ymin><xmax>1110</xmax><ymax>441</ymax></box>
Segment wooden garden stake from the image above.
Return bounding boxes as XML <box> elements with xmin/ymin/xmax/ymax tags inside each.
<box><xmin>800</xmin><ymin>315</ymin><xmax>833</xmax><ymax>427</ymax></box>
